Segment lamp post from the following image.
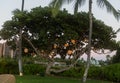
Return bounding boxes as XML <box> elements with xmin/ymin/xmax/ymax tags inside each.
<box><xmin>18</xmin><ymin>0</ymin><xmax>24</xmax><ymax>76</ymax></box>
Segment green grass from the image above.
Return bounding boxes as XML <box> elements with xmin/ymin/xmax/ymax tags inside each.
<box><xmin>16</xmin><ymin>75</ymin><xmax>112</xmax><ymax>83</ymax></box>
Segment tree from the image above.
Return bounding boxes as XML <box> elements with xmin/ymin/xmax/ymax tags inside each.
<box><xmin>0</xmin><ymin>6</ymin><xmax>118</xmax><ymax>77</ymax></box>
<box><xmin>112</xmin><ymin>48</ymin><xmax>120</xmax><ymax>63</ymax></box>
<box><xmin>111</xmin><ymin>41</ymin><xmax>120</xmax><ymax>63</ymax></box>
<box><xmin>49</xmin><ymin>0</ymin><xmax>119</xmax><ymax>82</ymax></box>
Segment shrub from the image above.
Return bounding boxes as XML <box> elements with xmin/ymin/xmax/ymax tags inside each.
<box><xmin>88</xmin><ymin>66</ymin><xmax>103</xmax><ymax>79</ymax></box>
<box><xmin>88</xmin><ymin>64</ymin><xmax>120</xmax><ymax>82</ymax></box>
<box><xmin>55</xmin><ymin>67</ymin><xmax>84</xmax><ymax>78</ymax></box>
<box><xmin>0</xmin><ymin>58</ymin><xmax>18</xmax><ymax>74</ymax></box>
<box><xmin>54</xmin><ymin>64</ymin><xmax>120</xmax><ymax>82</ymax></box>
<box><xmin>23</xmin><ymin>64</ymin><xmax>46</xmax><ymax>76</ymax></box>
<box><xmin>0</xmin><ymin>58</ymin><xmax>119</xmax><ymax>82</ymax></box>
<box><xmin>0</xmin><ymin>58</ymin><xmax>46</xmax><ymax>76</ymax></box>
<box><xmin>103</xmin><ymin>63</ymin><xmax>120</xmax><ymax>82</ymax></box>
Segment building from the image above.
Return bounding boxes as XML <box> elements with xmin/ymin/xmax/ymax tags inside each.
<box><xmin>0</xmin><ymin>43</ymin><xmax>14</xmax><ymax>58</ymax></box>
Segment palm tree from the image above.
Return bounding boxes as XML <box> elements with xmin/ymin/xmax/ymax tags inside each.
<box><xmin>49</xmin><ymin>0</ymin><xmax>119</xmax><ymax>83</ymax></box>
<box><xmin>18</xmin><ymin>0</ymin><xmax>24</xmax><ymax>76</ymax></box>
<box><xmin>82</xmin><ymin>0</ymin><xmax>92</xmax><ymax>82</ymax></box>
<box><xmin>50</xmin><ymin>0</ymin><xmax>119</xmax><ymax>19</ymax></box>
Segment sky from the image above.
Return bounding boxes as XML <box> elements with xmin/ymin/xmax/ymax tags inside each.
<box><xmin>0</xmin><ymin>0</ymin><xmax>119</xmax><ymax>60</ymax></box>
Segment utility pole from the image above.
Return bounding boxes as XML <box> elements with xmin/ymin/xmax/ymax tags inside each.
<box><xmin>18</xmin><ymin>0</ymin><xmax>24</xmax><ymax>76</ymax></box>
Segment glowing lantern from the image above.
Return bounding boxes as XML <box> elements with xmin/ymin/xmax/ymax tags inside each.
<box><xmin>67</xmin><ymin>50</ymin><xmax>73</xmax><ymax>55</ymax></box>
<box><xmin>64</xmin><ymin>43</ymin><xmax>69</xmax><ymax>47</ymax></box>
<box><xmin>24</xmin><ymin>48</ymin><xmax>28</xmax><ymax>53</ymax></box>
<box><xmin>71</xmin><ymin>39</ymin><xmax>76</xmax><ymax>44</ymax></box>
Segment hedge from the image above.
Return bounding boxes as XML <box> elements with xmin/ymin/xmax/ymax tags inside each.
<box><xmin>0</xmin><ymin>58</ymin><xmax>120</xmax><ymax>82</ymax></box>
<box><xmin>23</xmin><ymin>64</ymin><xmax>46</xmax><ymax>76</ymax></box>
<box><xmin>88</xmin><ymin>64</ymin><xmax>120</xmax><ymax>82</ymax></box>
<box><xmin>0</xmin><ymin>58</ymin><xmax>46</xmax><ymax>76</ymax></box>
<box><xmin>103</xmin><ymin>63</ymin><xmax>120</xmax><ymax>82</ymax></box>
<box><xmin>0</xmin><ymin>58</ymin><xmax>18</xmax><ymax>74</ymax></box>
<box><xmin>55</xmin><ymin>67</ymin><xmax>84</xmax><ymax>78</ymax></box>
<box><xmin>53</xmin><ymin>64</ymin><xmax>120</xmax><ymax>82</ymax></box>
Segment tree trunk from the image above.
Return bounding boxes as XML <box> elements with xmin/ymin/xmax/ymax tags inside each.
<box><xmin>45</xmin><ymin>61</ymin><xmax>54</xmax><ymax>75</ymax></box>
<box><xmin>18</xmin><ymin>0</ymin><xmax>24</xmax><ymax>76</ymax></box>
<box><xmin>82</xmin><ymin>0</ymin><xmax>93</xmax><ymax>83</ymax></box>
<box><xmin>18</xmin><ymin>27</ymin><xmax>23</xmax><ymax>76</ymax></box>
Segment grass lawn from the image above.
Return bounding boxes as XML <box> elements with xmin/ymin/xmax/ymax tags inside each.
<box><xmin>16</xmin><ymin>75</ymin><xmax>112</xmax><ymax>83</ymax></box>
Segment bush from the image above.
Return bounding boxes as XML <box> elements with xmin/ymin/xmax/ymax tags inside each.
<box><xmin>88</xmin><ymin>64</ymin><xmax>120</xmax><ymax>82</ymax></box>
<box><xmin>103</xmin><ymin>63</ymin><xmax>120</xmax><ymax>82</ymax></box>
<box><xmin>55</xmin><ymin>67</ymin><xmax>84</xmax><ymax>78</ymax></box>
<box><xmin>88</xmin><ymin>66</ymin><xmax>103</xmax><ymax>79</ymax></box>
<box><xmin>54</xmin><ymin>64</ymin><xmax>120</xmax><ymax>82</ymax></box>
<box><xmin>0</xmin><ymin>58</ymin><xmax>119</xmax><ymax>82</ymax></box>
<box><xmin>0</xmin><ymin>58</ymin><xmax>18</xmax><ymax>74</ymax></box>
<box><xmin>23</xmin><ymin>64</ymin><xmax>46</xmax><ymax>76</ymax></box>
<box><xmin>0</xmin><ymin>58</ymin><xmax>46</xmax><ymax>76</ymax></box>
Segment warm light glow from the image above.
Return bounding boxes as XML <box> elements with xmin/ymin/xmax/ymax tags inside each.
<box><xmin>64</xmin><ymin>43</ymin><xmax>69</xmax><ymax>47</ymax></box>
<box><xmin>24</xmin><ymin>48</ymin><xmax>28</xmax><ymax>53</ymax></box>
<box><xmin>71</xmin><ymin>39</ymin><xmax>76</xmax><ymax>44</ymax></box>
<box><xmin>67</xmin><ymin>50</ymin><xmax>73</xmax><ymax>55</ymax></box>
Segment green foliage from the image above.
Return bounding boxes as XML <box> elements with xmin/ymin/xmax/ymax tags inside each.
<box><xmin>52</xmin><ymin>64</ymin><xmax>120</xmax><ymax>82</ymax></box>
<box><xmin>88</xmin><ymin>66</ymin><xmax>103</xmax><ymax>79</ymax></box>
<box><xmin>0</xmin><ymin>58</ymin><xmax>119</xmax><ymax>82</ymax></box>
<box><xmin>54</xmin><ymin>67</ymin><xmax>84</xmax><ymax>78</ymax></box>
<box><xmin>23</xmin><ymin>64</ymin><xmax>46</xmax><ymax>75</ymax></box>
<box><xmin>22</xmin><ymin>57</ymin><xmax>35</xmax><ymax>64</ymax></box>
<box><xmin>103</xmin><ymin>63</ymin><xmax>120</xmax><ymax>82</ymax></box>
<box><xmin>0</xmin><ymin>58</ymin><xmax>46</xmax><ymax>76</ymax></box>
<box><xmin>111</xmin><ymin>47</ymin><xmax>120</xmax><ymax>63</ymax></box>
<box><xmin>0</xmin><ymin>58</ymin><xmax>18</xmax><ymax>74</ymax></box>
<box><xmin>88</xmin><ymin>64</ymin><xmax>120</xmax><ymax>82</ymax></box>
<box><xmin>49</xmin><ymin>0</ymin><xmax>119</xmax><ymax>20</ymax></box>
<box><xmin>0</xmin><ymin>6</ymin><xmax>118</xmax><ymax>56</ymax></box>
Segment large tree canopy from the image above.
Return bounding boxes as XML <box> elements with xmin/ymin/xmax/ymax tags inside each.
<box><xmin>0</xmin><ymin>6</ymin><xmax>119</xmax><ymax>75</ymax></box>
<box><xmin>0</xmin><ymin>6</ymin><xmax>118</xmax><ymax>56</ymax></box>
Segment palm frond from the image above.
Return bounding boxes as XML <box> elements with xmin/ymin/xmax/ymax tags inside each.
<box><xmin>49</xmin><ymin>0</ymin><xmax>63</xmax><ymax>17</ymax></box>
<box><xmin>97</xmin><ymin>0</ymin><xmax>120</xmax><ymax>21</ymax></box>
<box><xmin>73</xmin><ymin>0</ymin><xmax>86</xmax><ymax>14</ymax></box>
<box><xmin>49</xmin><ymin>0</ymin><xmax>72</xmax><ymax>8</ymax></box>
<box><xmin>49</xmin><ymin>0</ymin><xmax>72</xmax><ymax>17</ymax></box>
<box><xmin>115</xmin><ymin>28</ymin><xmax>120</xmax><ymax>34</ymax></box>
